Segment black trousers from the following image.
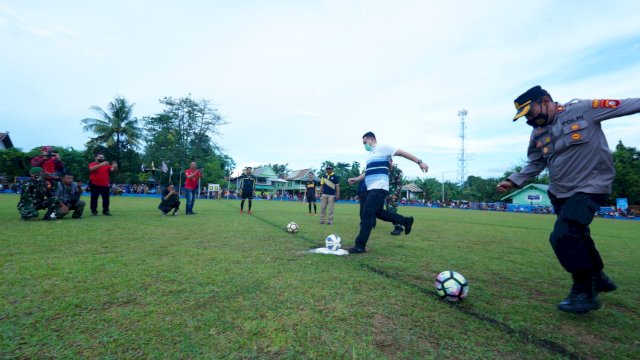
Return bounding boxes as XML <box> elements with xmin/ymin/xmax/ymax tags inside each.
<box><xmin>160</xmin><ymin>200</ymin><xmax>181</xmax><ymax>214</ymax></box>
<box><xmin>548</xmin><ymin>192</ymin><xmax>608</xmax><ymax>277</ymax></box>
<box><xmin>359</xmin><ymin>190</ymin><xmax>378</xmax><ymax>229</ymax></box>
<box><xmin>355</xmin><ymin>189</ymin><xmax>407</xmax><ymax>249</ymax></box>
<box><xmin>90</xmin><ymin>184</ymin><xmax>110</xmax><ymax>214</ymax></box>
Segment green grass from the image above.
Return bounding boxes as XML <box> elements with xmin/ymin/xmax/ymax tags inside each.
<box><xmin>1</xmin><ymin>194</ymin><xmax>639</xmax><ymax>359</ymax></box>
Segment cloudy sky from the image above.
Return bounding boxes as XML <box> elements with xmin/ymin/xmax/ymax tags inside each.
<box><xmin>1</xmin><ymin>0</ymin><xmax>639</xmax><ymax>181</ymax></box>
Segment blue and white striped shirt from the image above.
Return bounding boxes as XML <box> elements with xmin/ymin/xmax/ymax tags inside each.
<box><xmin>364</xmin><ymin>144</ymin><xmax>397</xmax><ymax>191</ymax></box>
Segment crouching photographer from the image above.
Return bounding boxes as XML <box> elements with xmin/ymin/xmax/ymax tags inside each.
<box><xmin>54</xmin><ymin>172</ymin><xmax>85</xmax><ymax>219</ymax></box>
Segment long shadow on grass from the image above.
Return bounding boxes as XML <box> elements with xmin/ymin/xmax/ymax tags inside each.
<box><xmin>360</xmin><ymin>264</ymin><xmax>582</xmax><ymax>360</ymax></box>
<box><xmin>222</xmin><ymin>202</ymin><xmax>583</xmax><ymax>360</ymax></box>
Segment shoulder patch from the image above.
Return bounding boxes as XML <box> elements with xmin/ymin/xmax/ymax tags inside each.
<box><xmin>592</xmin><ymin>99</ymin><xmax>620</xmax><ymax>109</ymax></box>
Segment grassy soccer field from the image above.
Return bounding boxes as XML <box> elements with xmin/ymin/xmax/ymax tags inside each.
<box><xmin>1</xmin><ymin>194</ymin><xmax>639</xmax><ymax>359</ymax></box>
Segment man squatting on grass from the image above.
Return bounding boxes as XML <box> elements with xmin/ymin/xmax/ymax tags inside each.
<box><xmin>158</xmin><ymin>184</ymin><xmax>180</xmax><ymax>216</ymax></box>
<box><xmin>54</xmin><ymin>172</ymin><xmax>85</xmax><ymax>219</ymax></box>
<box><xmin>497</xmin><ymin>86</ymin><xmax>640</xmax><ymax>314</ymax></box>
<box><xmin>347</xmin><ymin>132</ymin><xmax>429</xmax><ymax>254</ymax></box>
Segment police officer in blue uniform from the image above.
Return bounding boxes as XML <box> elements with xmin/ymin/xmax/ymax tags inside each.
<box><xmin>497</xmin><ymin>85</ymin><xmax>640</xmax><ymax>314</ymax></box>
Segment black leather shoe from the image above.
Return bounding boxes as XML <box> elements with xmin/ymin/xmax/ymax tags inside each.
<box><xmin>92</xmin><ymin>212</ymin><xmax>98</xmax><ymax>216</ymax></box>
<box><xmin>404</xmin><ymin>217</ymin><xmax>414</xmax><ymax>235</ymax></box>
<box><xmin>347</xmin><ymin>247</ymin><xmax>367</xmax><ymax>254</ymax></box>
<box><xmin>390</xmin><ymin>225</ymin><xmax>403</xmax><ymax>236</ymax></box>
<box><xmin>593</xmin><ymin>271</ymin><xmax>617</xmax><ymax>293</ymax></box>
<box><xmin>557</xmin><ymin>283</ymin><xmax>600</xmax><ymax>314</ymax></box>
<box><xmin>103</xmin><ymin>212</ymin><xmax>112</xmax><ymax>216</ymax></box>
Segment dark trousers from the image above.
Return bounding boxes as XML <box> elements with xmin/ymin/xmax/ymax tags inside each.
<box><xmin>359</xmin><ymin>190</ymin><xmax>377</xmax><ymax>228</ymax></box>
<box><xmin>90</xmin><ymin>184</ymin><xmax>110</xmax><ymax>214</ymax></box>
<box><xmin>307</xmin><ymin>197</ymin><xmax>316</xmax><ymax>213</ymax></box>
<box><xmin>355</xmin><ymin>189</ymin><xmax>407</xmax><ymax>249</ymax></box>
<box><xmin>160</xmin><ymin>200</ymin><xmax>181</xmax><ymax>214</ymax></box>
<box><xmin>548</xmin><ymin>192</ymin><xmax>607</xmax><ymax>279</ymax></box>
<box><xmin>58</xmin><ymin>200</ymin><xmax>86</xmax><ymax>218</ymax></box>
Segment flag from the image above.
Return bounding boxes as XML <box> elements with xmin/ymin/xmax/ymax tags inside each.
<box><xmin>141</xmin><ymin>164</ymin><xmax>145</xmax><ymax>172</ymax></box>
<box><xmin>161</xmin><ymin>161</ymin><xmax>168</xmax><ymax>173</ymax></box>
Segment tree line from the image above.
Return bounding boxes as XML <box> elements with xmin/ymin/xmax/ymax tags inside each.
<box><xmin>1</xmin><ymin>93</ymin><xmax>638</xmax><ymax>205</ymax></box>
<box><xmin>1</xmin><ymin>95</ymin><xmax>234</xmax><ymax>188</ymax></box>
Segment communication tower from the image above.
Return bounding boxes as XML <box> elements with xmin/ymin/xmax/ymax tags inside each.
<box><xmin>458</xmin><ymin>109</ymin><xmax>468</xmax><ymax>185</ymax></box>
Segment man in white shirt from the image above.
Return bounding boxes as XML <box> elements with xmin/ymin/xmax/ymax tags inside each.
<box><xmin>347</xmin><ymin>132</ymin><xmax>429</xmax><ymax>254</ymax></box>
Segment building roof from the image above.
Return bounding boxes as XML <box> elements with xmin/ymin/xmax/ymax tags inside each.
<box><xmin>0</xmin><ymin>132</ymin><xmax>14</xmax><ymax>149</ymax></box>
<box><xmin>401</xmin><ymin>183</ymin><xmax>423</xmax><ymax>193</ymax></box>
<box><xmin>251</xmin><ymin>166</ymin><xmax>287</xmax><ymax>182</ymax></box>
<box><xmin>252</xmin><ymin>166</ymin><xmax>277</xmax><ymax>178</ymax></box>
<box><xmin>286</xmin><ymin>168</ymin><xmax>313</xmax><ymax>181</ymax></box>
<box><xmin>500</xmin><ymin>183</ymin><xmax>549</xmax><ymax>201</ymax></box>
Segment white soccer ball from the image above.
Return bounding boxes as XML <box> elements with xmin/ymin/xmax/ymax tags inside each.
<box><xmin>286</xmin><ymin>222</ymin><xmax>299</xmax><ymax>233</ymax></box>
<box><xmin>325</xmin><ymin>234</ymin><xmax>342</xmax><ymax>251</ymax></box>
<box><xmin>434</xmin><ymin>270</ymin><xmax>469</xmax><ymax>302</ymax></box>
<box><xmin>49</xmin><ymin>212</ymin><xmax>56</xmax><ymax>219</ymax></box>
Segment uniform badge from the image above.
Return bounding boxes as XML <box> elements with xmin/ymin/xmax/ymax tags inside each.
<box><xmin>571</xmin><ymin>124</ymin><xmax>580</xmax><ymax>131</ymax></box>
<box><xmin>543</xmin><ymin>147</ymin><xmax>549</xmax><ymax>154</ymax></box>
<box><xmin>571</xmin><ymin>133</ymin><xmax>582</xmax><ymax>140</ymax></box>
<box><xmin>545</xmin><ymin>136</ymin><xmax>551</xmax><ymax>144</ymax></box>
<box><xmin>592</xmin><ymin>99</ymin><xmax>621</xmax><ymax>109</ymax></box>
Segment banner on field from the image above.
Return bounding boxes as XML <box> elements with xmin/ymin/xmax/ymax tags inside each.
<box><xmin>616</xmin><ymin>198</ymin><xmax>628</xmax><ymax>211</ymax></box>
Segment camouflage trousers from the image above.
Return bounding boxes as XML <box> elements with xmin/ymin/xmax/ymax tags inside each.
<box><xmin>18</xmin><ymin>197</ymin><xmax>58</xmax><ymax>220</ymax></box>
<box><xmin>385</xmin><ymin>192</ymin><xmax>400</xmax><ymax>214</ymax></box>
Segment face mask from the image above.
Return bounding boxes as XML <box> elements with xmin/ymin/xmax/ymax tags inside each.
<box><xmin>526</xmin><ymin>102</ymin><xmax>550</xmax><ymax>127</ymax></box>
<box><xmin>364</xmin><ymin>143</ymin><xmax>372</xmax><ymax>152</ymax></box>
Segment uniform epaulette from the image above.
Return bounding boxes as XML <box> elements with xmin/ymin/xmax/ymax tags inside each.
<box><xmin>564</xmin><ymin>99</ymin><xmax>584</xmax><ymax>107</ymax></box>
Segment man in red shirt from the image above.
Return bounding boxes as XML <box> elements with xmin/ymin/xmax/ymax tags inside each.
<box><xmin>89</xmin><ymin>154</ymin><xmax>117</xmax><ymax>216</ymax></box>
<box><xmin>31</xmin><ymin>146</ymin><xmax>64</xmax><ymax>189</ymax></box>
<box><xmin>184</xmin><ymin>161</ymin><xmax>201</xmax><ymax>215</ymax></box>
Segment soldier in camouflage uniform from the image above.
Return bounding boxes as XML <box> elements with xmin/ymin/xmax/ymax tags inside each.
<box><xmin>386</xmin><ymin>161</ymin><xmax>404</xmax><ymax>235</ymax></box>
<box><xmin>17</xmin><ymin>167</ymin><xmax>58</xmax><ymax>221</ymax></box>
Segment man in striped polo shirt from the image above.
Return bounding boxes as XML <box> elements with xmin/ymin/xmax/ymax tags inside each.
<box><xmin>347</xmin><ymin>132</ymin><xmax>429</xmax><ymax>254</ymax></box>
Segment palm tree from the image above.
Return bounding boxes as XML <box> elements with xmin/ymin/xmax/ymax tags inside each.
<box><xmin>82</xmin><ymin>96</ymin><xmax>142</xmax><ymax>159</ymax></box>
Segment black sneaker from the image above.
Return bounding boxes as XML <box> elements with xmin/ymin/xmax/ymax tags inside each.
<box><xmin>404</xmin><ymin>217</ymin><xmax>414</xmax><ymax>235</ymax></box>
<box><xmin>72</xmin><ymin>214</ymin><xmax>82</xmax><ymax>219</ymax></box>
<box><xmin>347</xmin><ymin>247</ymin><xmax>366</xmax><ymax>254</ymax></box>
<box><xmin>593</xmin><ymin>271</ymin><xmax>617</xmax><ymax>293</ymax></box>
<box><xmin>557</xmin><ymin>283</ymin><xmax>600</xmax><ymax>314</ymax></box>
